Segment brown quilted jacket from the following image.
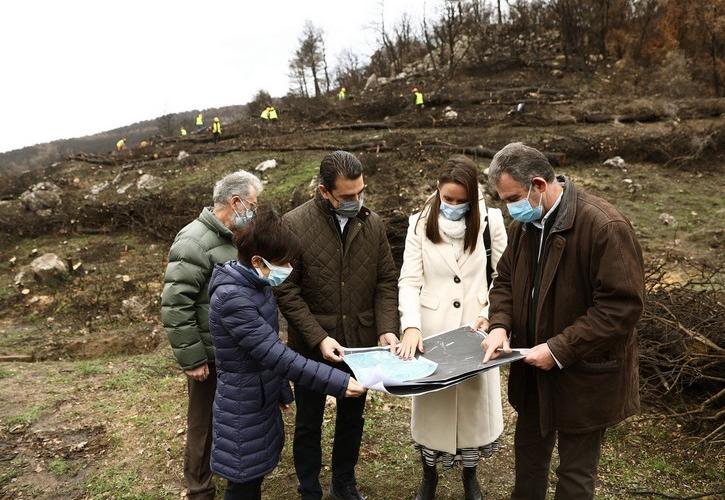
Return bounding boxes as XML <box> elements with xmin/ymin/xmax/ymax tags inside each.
<box><xmin>276</xmin><ymin>193</ymin><xmax>400</xmax><ymax>357</ymax></box>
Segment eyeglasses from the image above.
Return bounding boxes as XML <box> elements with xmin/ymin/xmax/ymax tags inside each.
<box><xmin>239</xmin><ymin>199</ymin><xmax>258</xmax><ymax>212</ymax></box>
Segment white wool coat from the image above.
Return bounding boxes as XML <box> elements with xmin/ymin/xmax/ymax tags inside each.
<box><xmin>398</xmin><ymin>199</ymin><xmax>508</xmax><ymax>454</ymax></box>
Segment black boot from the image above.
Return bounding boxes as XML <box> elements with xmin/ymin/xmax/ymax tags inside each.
<box><xmin>414</xmin><ymin>462</ymin><xmax>437</xmax><ymax>500</ymax></box>
<box><xmin>462</xmin><ymin>467</ymin><xmax>482</xmax><ymax>500</ymax></box>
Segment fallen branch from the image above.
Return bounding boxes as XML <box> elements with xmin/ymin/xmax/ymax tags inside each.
<box><xmin>313</xmin><ymin>122</ymin><xmax>391</xmax><ymax>131</ymax></box>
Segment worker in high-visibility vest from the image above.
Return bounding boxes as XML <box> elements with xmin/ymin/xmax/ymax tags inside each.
<box><xmin>268</xmin><ymin>106</ymin><xmax>278</xmax><ymax>120</ymax></box>
<box><xmin>196</xmin><ymin>113</ymin><xmax>204</xmax><ymax>130</ymax></box>
<box><xmin>413</xmin><ymin>88</ymin><xmax>424</xmax><ymax>110</ymax></box>
<box><xmin>212</xmin><ymin>117</ymin><xmax>222</xmax><ymax>143</ymax></box>
<box><xmin>338</xmin><ymin>87</ymin><xmax>347</xmax><ymax>100</ymax></box>
<box><xmin>116</xmin><ymin>138</ymin><xmax>126</xmax><ymax>152</ymax></box>
<box><xmin>260</xmin><ymin>107</ymin><xmax>271</xmax><ymax>120</ymax></box>
<box><xmin>180</xmin><ymin>127</ymin><xmax>187</xmax><ymax>137</ymax></box>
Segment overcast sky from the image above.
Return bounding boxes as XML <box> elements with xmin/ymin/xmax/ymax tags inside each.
<box><xmin>0</xmin><ymin>0</ymin><xmax>431</xmax><ymax>153</ymax></box>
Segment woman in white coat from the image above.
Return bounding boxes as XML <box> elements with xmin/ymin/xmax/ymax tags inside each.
<box><xmin>396</xmin><ymin>155</ymin><xmax>508</xmax><ymax>500</ymax></box>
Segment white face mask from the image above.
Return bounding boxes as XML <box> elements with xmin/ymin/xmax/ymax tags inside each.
<box><xmin>255</xmin><ymin>257</ymin><xmax>293</xmax><ymax>287</ymax></box>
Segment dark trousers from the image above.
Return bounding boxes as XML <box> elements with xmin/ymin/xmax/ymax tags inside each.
<box><xmin>293</xmin><ymin>369</ymin><xmax>367</xmax><ymax>500</ymax></box>
<box><xmin>213</xmin><ymin>132</ymin><xmax>220</xmax><ymax>143</ymax></box>
<box><xmin>224</xmin><ymin>477</ymin><xmax>264</xmax><ymax>500</ymax></box>
<box><xmin>512</xmin><ymin>388</ymin><xmax>605</xmax><ymax>500</ymax></box>
<box><xmin>185</xmin><ymin>364</ymin><xmax>217</xmax><ymax>500</ymax></box>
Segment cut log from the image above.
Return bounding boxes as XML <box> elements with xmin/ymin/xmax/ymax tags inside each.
<box><xmin>313</xmin><ymin>122</ymin><xmax>391</xmax><ymax>131</ymax></box>
<box><xmin>0</xmin><ymin>354</ymin><xmax>34</xmax><ymax>362</ymax></box>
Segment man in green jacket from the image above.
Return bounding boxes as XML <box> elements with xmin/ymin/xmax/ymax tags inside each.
<box><xmin>161</xmin><ymin>170</ymin><xmax>262</xmax><ymax>500</ymax></box>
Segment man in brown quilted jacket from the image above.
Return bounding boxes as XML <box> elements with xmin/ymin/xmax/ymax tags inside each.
<box><xmin>276</xmin><ymin>150</ymin><xmax>400</xmax><ymax>500</ymax></box>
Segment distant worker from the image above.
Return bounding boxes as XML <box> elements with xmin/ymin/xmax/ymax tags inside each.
<box><xmin>508</xmin><ymin>102</ymin><xmax>526</xmax><ymax>116</ymax></box>
<box><xmin>260</xmin><ymin>106</ymin><xmax>271</xmax><ymax>120</ymax></box>
<box><xmin>413</xmin><ymin>88</ymin><xmax>424</xmax><ymax>111</ymax></box>
<box><xmin>268</xmin><ymin>106</ymin><xmax>278</xmax><ymax>120</ymax></box>
<box><xmin>180</xmin><ymin>127</ymin><xmax>188</xmax><ymax>137</ymax></box>
<box><xmin>212</xmin><ymin>117</ymin><xmax>222</xmax><ymax>144</ymax></box>
<box><xmin>196</xmin><ymin>113</ymin><xmax>204</xmax><ymax>130</ymax></box>
<box><xmin>116</xmin><ymin>138</ymin><xmax>127</xmax><ymax>152</ymax></box>
<box><xmin>338</xmin><ymin>87</ymin><xmax>347</xmax><ymax>100</ymax></box>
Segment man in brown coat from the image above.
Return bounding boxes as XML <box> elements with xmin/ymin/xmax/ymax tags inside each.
<box><xmin>276</xmin><ymin>150</ymin><xmax>400</xmax><ymax>500</ymax></box>
<box><xmin>482</xmin><ymin>142</ymin><xmax>644</xmax><ymax>500</ymax></box>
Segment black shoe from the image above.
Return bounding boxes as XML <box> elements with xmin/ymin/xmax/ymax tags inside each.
<box><xmin>462</xmin><ymin>467</ymin><xmax>482</xmax><ymax>500</ymax></box>
<box><xmin>329</xmin><ymin>482</ymin><xmax>366</xmax><ymax>500</ymax></box>
<box><xmin>414</xmin><ymin>463</ymin><xmax>438</xmax><ymax>500</ymax></box>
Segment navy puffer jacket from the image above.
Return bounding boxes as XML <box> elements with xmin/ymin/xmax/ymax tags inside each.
<box><xmin>208</xmin><ymin>261</ymin><xmax>350</xmax><ymax>483</ymax></box>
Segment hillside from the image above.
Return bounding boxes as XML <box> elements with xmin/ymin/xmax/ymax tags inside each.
<box><xmin>0</xmin><ymin>105</ymin><xmax>247</xmax><ymax>180</ymax></box>
<box><xmin>0</xmin><ymin>60</ymin><xmax>723</xmax><ymax>499</ymax></box>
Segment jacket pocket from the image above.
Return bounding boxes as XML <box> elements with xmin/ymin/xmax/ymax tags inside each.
<box><xmin>357</xmin><ymin>310</ymin><xmax>375</xmax><ymax>327</ymax></box>
<box><xmin>419</xmin><ymin>291</ymin><xmax>439</xmax><ymax>310</ymax></box>
<box><xmin>258</xmin><ymin>375</ymin><xmax>267</xmax><ymax>408</ymax></box>
<box><xmin>575</xmin><ymin>358</ymin><xmax>620</xmax><ymax>374</ymax></box>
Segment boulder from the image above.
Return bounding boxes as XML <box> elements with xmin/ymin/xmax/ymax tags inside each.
<box><xmin>255</xmin><ymin>159</ymin><xmax>277</xmax><ymax>172</ymax></box>
<box><xmin>659</xmin><ymin>213</ymin><xmax>676</xmax><ymax>225</ymax></box>
<box><xmin>19</xmin><ymin>182</ymin><xmax>62</xmax><ymax>215</ymax></box>
<box><xmin>137</xmin><ymin>174</ymin><xmax>163</xmax><ymax>190</ymax></box>
<box><xmin>177</xmin><ymin>151</ymin><xmax>190</xmax><ymax>161</ymax></box>
<box><xmin>30</xmin><ymin>253</ymin><xmax>69</xmax><ymax>283</ymax></box>
<box><xmin>90</xmin><ymin>181</ymin><xmax>109</xmax><ymax>195</ymax></box>
<box><xmin>364</xmin><ymin>73</ymin><xmax>378</xmax><ymax>91</ymax></box>
<box><xmin>603</xmin><ymin>156</ymin><xmax>626</xmax><ymax>170</ymax></box>
<box><xmin>443</xmin><ymin>106</ymin><xmax>458</xmax><ymax>120</ymax></box>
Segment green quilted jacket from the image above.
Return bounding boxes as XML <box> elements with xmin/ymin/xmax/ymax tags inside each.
<box><xmin>161</xmin><ymin>208</ymin><xmax>237</xmax><ymax>370</ymax></box>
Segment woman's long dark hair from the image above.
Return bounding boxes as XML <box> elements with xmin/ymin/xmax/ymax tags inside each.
<box><xmin>423</xmin><ymin>155</ymin><xmax>481</xmax><ymax>253</ymax></box>
<box><xmin>233</xmin><ymin>206</ymin><xmax>300</xmax><ymax>266</ymax></box>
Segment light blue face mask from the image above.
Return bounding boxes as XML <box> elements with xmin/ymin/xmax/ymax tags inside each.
<box><xmin>507</xmin><ymin>184</ymin><xmax>543</xmax><ymax>223</ymax></box>
<box><xmin>233</xmin><ymin>200</ymin><xmax>256</xmax><ymax>229</ymax></box>
<box><xmin>440</xmin><ymin>201</ymin><xmax>470</xmax><ymax>221</ymax></box>
<box><xmin>257</xmin><ymin>258</ymin><xmax>293</xmax><ymax>287</ymax></box>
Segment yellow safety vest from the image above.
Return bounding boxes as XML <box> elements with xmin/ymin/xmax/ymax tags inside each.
<box><xmin>338</xmin><ymin>89</ymin><xmax>346</xmax><ymax>100</ymax></box>
<box><xmin>212</xmin><ymin>121</ymin><xmax>221</xmax><ymax>134</ymax></box>
<box><xmin>260</xmin><ymin>108</ymin><xmax>270</xmax><ymax>120</ymax></box>
<box><xmin>180</xmin><ymin>128</ymin><xmax>187</xmax><ymax>136</ymax></box>
<box><xmin>116</xmin><ymin>139</ymin><xmax>125</xmax><ymax>150</ymax></box>
<box><xmin>196</xmin><ymin>114</ymin><xmax>203</xmax><ymax>126</ymax></box>
<box><xmin>269</xmin><ymin>108</ymin><xmax>278</xmax><ymax>120</ymax></box>
<box><xmin>415</xmin><ymin>91</ymin><xmax>424</xmax><ymax>105</ymax></box>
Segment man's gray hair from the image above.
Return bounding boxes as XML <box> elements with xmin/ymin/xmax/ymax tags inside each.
<box><xmin>488</xmin><ymin>142</ymin><xmax>555</xmax><ymax>189</ymax></box>
<box><xmin>212</xmin><ymin>170</ymin><xmax>263</xmax><ymax>207</ymax></box>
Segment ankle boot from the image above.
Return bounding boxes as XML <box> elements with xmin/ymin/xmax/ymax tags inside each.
<box><xmin>414</xmin><ymin>462</ymin><xmax>438</xmax><ymax>500</ymax></box>
<box><xmin>462</xmin><ymin>467</ymin><xmax>482</xmax><ymax>500</ymax></box>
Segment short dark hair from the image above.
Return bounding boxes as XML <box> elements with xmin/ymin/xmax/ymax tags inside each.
<box><xmin>233</xmin><ymin>206</ymin><xmax>300</xmax><ymax>266</ymax></box>
<box><xmin>423</xmin><ymin>155</ymin><xmax>481</xmax><ymax>253</ymax></box>
<box><xmin>319</xmin><ymin>150</ymin><xmax>363</xmax><ymax>191</ymax></box>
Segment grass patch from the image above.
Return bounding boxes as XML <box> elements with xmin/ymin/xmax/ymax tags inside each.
<box><xmin>48</xmin><ymin>457</ymin><xmax>74</xmax><ymax>476</ymax></box>
<box><xmin>3</xmin><ymin>404</ymin><xmax>44</xmax><ymax>427</ymax></box>
<box><xmin>0</xmin><ymin>368</ymin><xmax>15</xmax><ymax>379</ymax></box>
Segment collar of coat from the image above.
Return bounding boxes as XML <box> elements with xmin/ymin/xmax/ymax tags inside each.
<box><xmin>522</xmin><ymin>175</ymin><xmax>576</xmax><ymax>234</ymax></box>
<box><xmin>198</xmin><ymin>207</ymin><xmax>233</xmax><ymax>239</ymax></box>
<box><xmin>313</xmin><ymin>190</ymin><xmax>371</xmax><ymax>221</ymax></box>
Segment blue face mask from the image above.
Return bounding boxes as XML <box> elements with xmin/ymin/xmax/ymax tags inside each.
<box><xmin>507</xmin><ymin>184</ymin><xmax>543</xmax><ymax>223</ymax></box>
<box><xmin>233</xmin><ymin>200</ymin><xmax>256</xmax><ymax>229</ymax></box>
<box><xmin>257</xmin><ymin>258</ymin><xmax>293</xmax><ymax>287</ymax></box>
<box><xmin>440</xmin><ymin>201</ymin><xmax>470</xmax><ymax>221</ymax></box>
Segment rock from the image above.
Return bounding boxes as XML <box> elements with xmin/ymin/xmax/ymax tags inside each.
<box><xmin>117</xmin><ymin>182</ymin><xmax>133</xmax><ymax>195</ymax></box>
<box><xmin>393</xmin><ymin>71</ymin><xmax>407</xmax><ymax>81</ymax></box>
<box><xmin>137</xmin><ymin>174</ymin><xmax>163</xmax><ymax>190</ymax></box>
<box><xmin>28</xmin><ymin>295</ymin><xmax>54</xmax><ymax>307</ymax></box>
<box><xmin>121</xmin><ymin>296</ymin><xmax>146</xmax><ymax>320</ymax></box>
<box><xmin>603</xmin><ymin>156</ymin><xmax>626</xmax><ymax>170</ymax></box>
<box><xmin>363</xmin><ymin>73</ymin><xmax>378</xmax><ymax>91</ymax></box>
<box><xmin>19</xmin><ymin>182</ymin><xmax>62</xmax><ymax>215</ymax></box>
<box><xmin>623</xmin><ymin>178</ymin><xmax>633</xmax><ymax>184</ymax></box>
<box><xmin>443</xmin><ymin>106</ymin><xmax>458</xmax><ymax>120</ymax></box>
<box><xmin>551</xmin><ymin>69</ymin><xmax>563</xmax><ymax>78</ymax></box>
<box><xmin>377</xmin><ymin>77</ymin><xmax>389</xmax><ymax>86</ymax></box>
<box><xmin>659</xmin><ymin>213</ymin><xmax>676</xmax><ymax>225</ymax></box>
<box><xmin>90</xmin><ymin>181</ymin><xmax>109</xmax><ymax>195</ymax></box>
<box><xmin>255</xmin><ymin>159</ymin><xmax>277</xmax><ymax>172</ymax></box>
<box><xmin>176</xmin><ymin>151</ymin><xmax>190</xmax><ymax>161</ymax></box>
<box><xmin>9</xmin><ymin>256</ymin><xmax>16</xmax><ymax>266</ymax></box>
<box><xmin>30</xmin><ymin>253</ymin><xmax>69</xmax><ymax>283</ymax></box>
<box><xmin>14</xmin><ymin>268</ymin><xmax>29</xmax><ymax>286</ymax></box>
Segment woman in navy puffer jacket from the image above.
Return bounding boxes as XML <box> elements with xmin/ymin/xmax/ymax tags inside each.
<box><xmin>208</xmin><ymin>208</ymin><xmax>365</xmax><ymax>500</ymax></box>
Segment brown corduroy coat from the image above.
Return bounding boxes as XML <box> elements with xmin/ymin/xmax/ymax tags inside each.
<box><xmin>488</xmin><ymin>177</ymin><xmax>645</xmax><ymax>434</ymax></box>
